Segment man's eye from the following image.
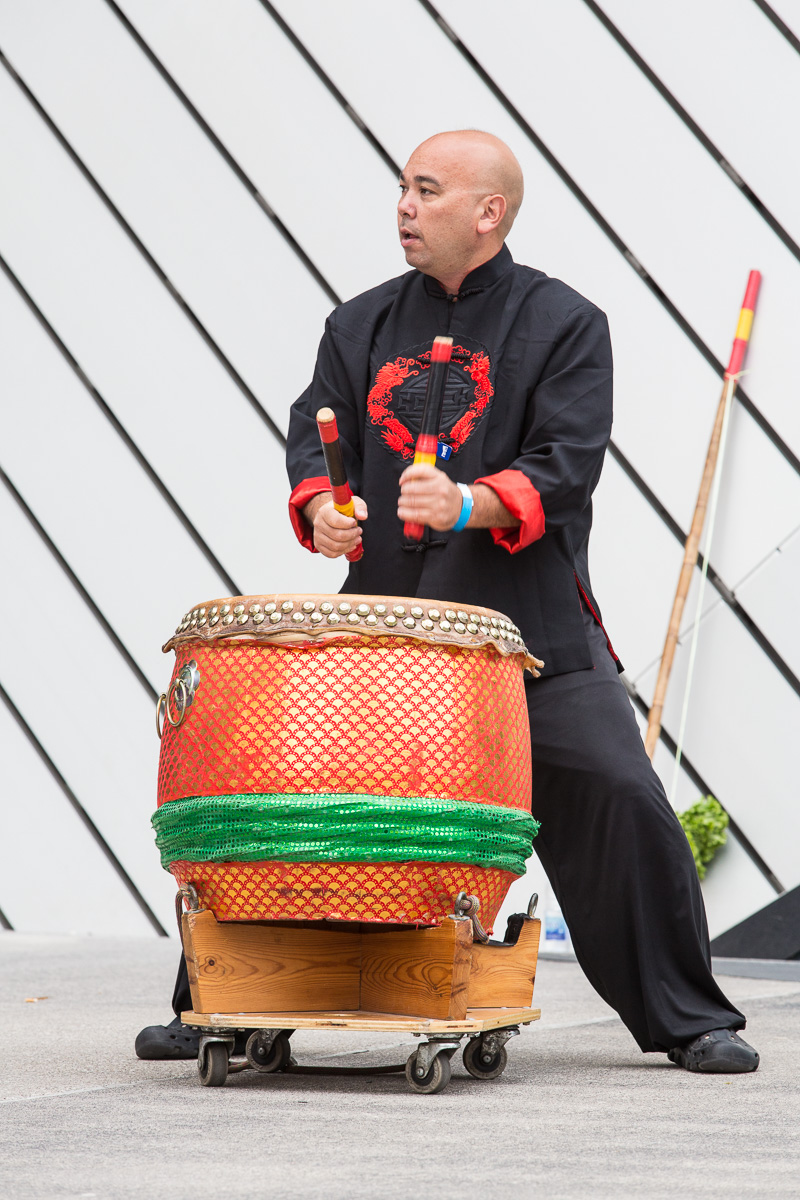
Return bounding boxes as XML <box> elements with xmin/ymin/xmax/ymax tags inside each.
<box><xmin>420</xmin><ymin>188</ymin><xmax>432</xmax><ymax>196</ymax></box>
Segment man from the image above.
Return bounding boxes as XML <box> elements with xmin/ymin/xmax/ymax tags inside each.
<box><xmin>136</xmin><ymin>130</ymin><xmax>757</xmax><ymax>1073</ymax></box>
<box><xmin>283</xmin><ymin>130</ymin><xmax>758</xmax><ymax>1074</ymax></box>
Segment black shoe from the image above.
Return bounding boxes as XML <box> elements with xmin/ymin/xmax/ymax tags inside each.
<box><xmin>135</xmin><ymin>1017</ymin><xmax>203</xmax><ymax>1060</ymax></box>
<box><xmin>135</xmin><ymin>1018</ymin><xmax>267</xmax><ymax>1060</ymax></box>
<box><xmin>668</xmin><ymin>1028</ymin><xmax>760</xmax><ymax>1074</ymax></box>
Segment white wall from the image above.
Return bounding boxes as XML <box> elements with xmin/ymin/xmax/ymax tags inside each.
<box><xmin>1</xmin><ymin>0</ymin><xmax>797</xmax><ymax>939</ymax></box>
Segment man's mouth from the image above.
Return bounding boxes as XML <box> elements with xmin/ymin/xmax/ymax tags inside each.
<box><xmin>400</xmin><ymin>228</ymin><xmax>421</xmax><ymax>248</ymax></box>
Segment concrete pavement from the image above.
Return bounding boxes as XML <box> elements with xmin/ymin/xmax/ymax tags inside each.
<box><xmin>1</xmin><ymin>933</ymin><xmax>799</xmax><ymax>1199</ymax></box>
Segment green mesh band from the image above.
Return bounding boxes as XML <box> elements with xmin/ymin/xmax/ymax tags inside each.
<box><xmin>152</xmin><ymin>793</ymin><xmax>539</xmax><ymax>876</ymax></box>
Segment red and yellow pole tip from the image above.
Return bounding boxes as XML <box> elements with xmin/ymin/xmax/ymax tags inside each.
<box><xmin>726</xmin><ymin>270</ymin><xmax>761</xmax><ymax>380</ymax></box>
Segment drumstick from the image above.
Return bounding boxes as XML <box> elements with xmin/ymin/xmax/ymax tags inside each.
<box><xmin>404</xmin><ymin>335</ymin><xmax>453</xmax><ymax>541</ymax></box>
<box><xmin>316</xmin><ymin>407</ymin><xmax>363</xmax><ymax>563</ymax></box>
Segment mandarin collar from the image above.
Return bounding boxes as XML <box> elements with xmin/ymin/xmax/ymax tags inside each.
<box><xmin>422</xmin><ymin>244</ymin><xmax>514</xmax><ymax>299</ymax></box>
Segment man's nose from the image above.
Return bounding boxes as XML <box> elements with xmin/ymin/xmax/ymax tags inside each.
<box><xmin>397</xmin><ymin>192</ymin><xmax>416</xmax><ymax>218</ymax></box>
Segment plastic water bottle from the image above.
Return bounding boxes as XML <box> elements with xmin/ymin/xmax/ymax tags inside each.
<box><xmin>544</xmin><ymin>888</ymin><xmax>573</xmax><ymax>955</ymax></box>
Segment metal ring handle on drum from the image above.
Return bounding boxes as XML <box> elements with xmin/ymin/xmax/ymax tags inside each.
<box><xmin>174</xmin><ymin>882</ymin><xmax>200</xmax><ymax>927</ymax></box>
<box><xmin>174</xmin><ymin>883</ymin><xmax>201</xmax><ymax>953</ymax></box>
<box><xmin>454</xmin><ymin>891</ymin><xmax>489</xmax><ymax>944</ymax></box>
<box><xmin>165</xmin><ymin>677</ymin><xmax>189</xmax><ymax>729</ymax></box>
<box><xmin>155</xmin><ymin>693</ymin><xmax>167</xmax><ymax>739</ymax></box>
<box><xmin>527</xmin><ymin>892</ymin><xmax>539</xmax><ymax>919</ymax></box>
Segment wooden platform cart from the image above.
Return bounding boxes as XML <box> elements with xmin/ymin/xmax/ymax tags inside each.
<box><xmin>179</xmin><ymin>889</ymin><xmax>542</xmax><ymax>1095</ymax></box>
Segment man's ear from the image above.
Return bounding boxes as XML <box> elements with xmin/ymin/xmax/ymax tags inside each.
<box><xmin>477</xmin><ymin>194</ymin><xmax>507</xmax><ymax>235</ymax></box>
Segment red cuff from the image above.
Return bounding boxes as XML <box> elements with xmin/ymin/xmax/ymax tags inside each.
<box><xmin>288</xmin><ymin>476</ymin><xmax>331</xmax><ymax>552</ymax></box>
<box><xmin>474</xmin><ymin>469</ymin><xmax>545</xmax><ymax>554</ymax></box>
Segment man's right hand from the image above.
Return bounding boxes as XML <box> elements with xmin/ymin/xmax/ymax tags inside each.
<box><xmin>304</xmin><ymin>492</ymin><xmax>368</xmax><ymax>559</ymax></box>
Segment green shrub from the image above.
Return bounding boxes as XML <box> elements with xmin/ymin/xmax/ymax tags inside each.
<box><xmin>677</xmin><ymin>796</ymin><xmax>728</xmax><ymax>880</ymax></box>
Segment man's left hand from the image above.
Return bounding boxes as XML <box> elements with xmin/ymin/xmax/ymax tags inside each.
<box><xmin>397</xmin><ymin>463</ymin><xmax>462</xmax><ymax>531</ymax></box>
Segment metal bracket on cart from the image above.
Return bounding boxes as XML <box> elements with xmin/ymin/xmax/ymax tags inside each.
<box><xmin>412</xmin><ymin>1037</ymin><xmax>462</xmax><ymax>1078</ymax></box>
<box><xmin>473</xmin><ymin>1026</ymin><xmax>520</xmax><ymax>1060</ymax></box>
<box><xmin>199</xmin><ymin>1033</ymin><xmax>234</xmax><ymax>1057</ymax></box>
<box><xmin>405</xmin><ymin>1036</ymin><xmax>462</xmax><ymax>1094</ymax></box>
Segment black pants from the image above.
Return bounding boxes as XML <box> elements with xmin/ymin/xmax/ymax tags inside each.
<box><xmin>527</xmin><ymin>606</ymin><xmax>743</xmax><ymax>1052</ymax></box>
<box><xmin>172</xmin><ymin>608</ymin><xmax>744</xmax><ymax>1052</ymax></box>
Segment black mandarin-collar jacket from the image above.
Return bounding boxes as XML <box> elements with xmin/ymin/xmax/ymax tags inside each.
<box><xmin>286</xmin><ymin>244</ymin><xmax>617</xmax><ymax>677</ymax></box>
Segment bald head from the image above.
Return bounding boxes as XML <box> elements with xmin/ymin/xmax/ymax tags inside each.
<box><xmin>413</xmin><ymin>131</ymin><xmax>524</xmax><ymax>235</ymax></box>
<box><xmin>397</xmin><ymin>131</ymin><xmax>524</xmax><ymax>292</ymax></box>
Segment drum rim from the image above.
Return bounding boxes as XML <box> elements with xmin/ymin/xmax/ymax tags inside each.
<box><xmin>164</xmin><ymin>593</ymin><xmax>543</xmax><ymax>673</ymax></box>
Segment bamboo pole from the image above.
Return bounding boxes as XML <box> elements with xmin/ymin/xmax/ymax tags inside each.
<box><xmin>644</xmin><ymin>271</ymin><xmax>761</xmax><ymax>760</ymax></box>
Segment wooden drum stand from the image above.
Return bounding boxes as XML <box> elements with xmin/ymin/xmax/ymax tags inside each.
<box><xmin>179</xmin><ymin>889</ymin><xmax>541</xmax><ymax>1095</ymax></box>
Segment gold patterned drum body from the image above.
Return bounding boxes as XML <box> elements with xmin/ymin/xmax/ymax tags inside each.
<box><xmin>154</xmin><ymin>594</ymin><xmax>540</xmax><ymax>929</ymax></box>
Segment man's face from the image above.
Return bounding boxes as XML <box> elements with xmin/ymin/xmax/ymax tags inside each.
<box><xmin>397</xmin><ymin>142</ymin><xmax>486</xmax><ymax>284</ymax></box>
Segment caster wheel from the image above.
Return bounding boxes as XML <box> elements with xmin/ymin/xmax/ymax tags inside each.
<box><xmin>246</xmin><ymin>1031</ymin><xmax>292</xmax><ymax>1073</ymax></box>
<box><xmin>405</xmin><ymin>1050</ymin><xmax>452</xmax><ymax>1095</ymax></box>
<box><xmin>198</xmin><ymin>1041</ymin><xmax>229</xmax><ymax>1087</ymax></box>
<box><xmin>462</xmin><ymin>1038</ymin><xmax>508</xmax><ymax>1080</ymax></box>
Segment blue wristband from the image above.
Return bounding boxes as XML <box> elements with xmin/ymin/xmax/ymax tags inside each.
<box><xmin>451</xmin><ymin>483</ymin><xmax>473</xmax><ymax>531</ymax></box>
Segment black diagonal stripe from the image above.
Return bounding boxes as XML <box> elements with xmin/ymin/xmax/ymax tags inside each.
<box><xmin>0</xmin><ymin>679</ymin><xmax>169</xmax><ymax>936</ymax></box>
<box><xmin>1</xmin><ymin>463</ymin><xmax>158</xmax><ymax>702</ymax></box>
<box><xmin>752</xmin><ymin>0</ymin><xmax>800</xmax><ymax>55</ymax></box>
<box><xmin>259</xmin><ymin>1</ymin><xmax>402</xmax><ymax>176</ymax></box>
<box><xmin>623</xmin><ymin>676</ymin><xmax>784</xmax><ymax>894</ymax></box>
<box><xmin>608</xmin><ymin>443</ymin><xmax>800</xmax><ymax>700</ymax></box>
<box><xmin>581</xmin><ymin>1</ymin><xmax>800</xmax><ymax>263</ymax></box>
<box><xmin>0</xmin><ymin>905</ymin><xmax>12</xmax><ymax>931</ymax></box>
<box><xmin>257</xmin><ymin>0</ymin><xmax>398</xmax><ymax>177</ymax></box>
<box><xmin>0</xmin><ymin>252</ymin><xmax>240</xmax><ymax>596</ymax></box>
<box><xmin>102</xmin><ymin>0</ymin><xmax>340</xmax><ymax>309</ymax></box>
<box><xmin>0</xmin><ymin>47</ymin><xmax>287</xmax><ymax>452</ymax></box>
<box><xmin>417</xmin><ymin>0</ymin><xmax>800</xmax><ymax>478</ymax></box>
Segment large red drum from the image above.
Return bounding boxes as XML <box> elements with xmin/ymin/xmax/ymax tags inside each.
<box><xmin>153</xmin><ymin>594</ymin><xmax>540</xmax><ymax>930</ymax></box>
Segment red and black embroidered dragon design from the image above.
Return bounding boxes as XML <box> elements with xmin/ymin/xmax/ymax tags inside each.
<box><xmin>367</xmin><ymin>341</ymin><xmax>494</xmax><ymax>460</ymax></box>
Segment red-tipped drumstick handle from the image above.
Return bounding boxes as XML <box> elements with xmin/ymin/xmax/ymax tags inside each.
<box><xmin>403</xmin><ymin>335</ymin><xmax>453</xmax><ymax>541</ymax></box>
<box><xmin>316</xmin><ymin>407</ymin><xmax>363</xmax><ymax>563</ymax></box>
